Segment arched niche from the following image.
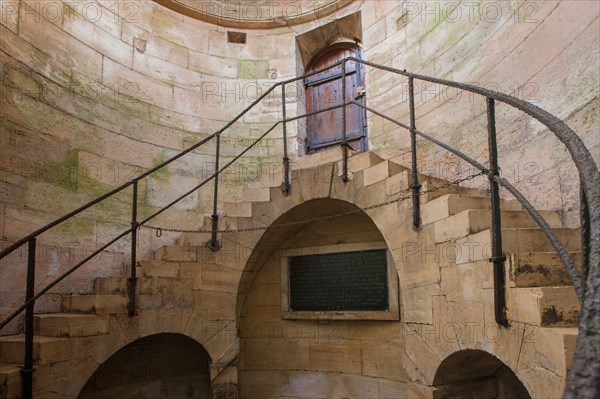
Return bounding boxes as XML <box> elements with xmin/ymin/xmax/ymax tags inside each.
<box><xmin>433</xmin><ymin>349</ymin><xmax>532</xmax><ymax>399</ymax></box>
<box><xmin>79</xmin><ymin>333</ymin><xmax>212</xmax><ymax>399</ymax></box>
<box><xmin>237</xmin><ymin>198</ymin><xmax>406</xmax><ymax>397</ymax></box>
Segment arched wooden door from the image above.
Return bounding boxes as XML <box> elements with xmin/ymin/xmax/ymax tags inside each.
<box><xmin>305</xmin><ymin>44</ymin><xmax>367</xmax><ymax>153</ymax></box>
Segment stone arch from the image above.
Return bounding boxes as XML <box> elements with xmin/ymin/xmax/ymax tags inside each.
<box><xmin>236</xmin><ymin>196</ymin><xmax>397</xmax><ymax>318</ymax></box>
<box><xmin>433</xmin><ymin>349</ymin><xmax>532</xmax><ymax>399</ymax></box>
<box><xmin>78</xmin><ymin>333</ymin><xmax>212</xmax><ymax>398</ymax></box>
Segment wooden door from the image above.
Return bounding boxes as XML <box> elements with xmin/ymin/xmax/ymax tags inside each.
<box><xmin>305</xmin><ymin>45</ymin><xmax>367</xmax><ymax>153</ymax></box>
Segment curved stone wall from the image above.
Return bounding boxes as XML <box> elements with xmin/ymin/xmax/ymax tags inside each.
<box><xmin>0</xmin><ymin>1</ymin><xmax>596</xmax><ymax>386</ymax></box>
<box><xmin>361</xmin><ymin>0</ymin><xmax>599</xmax><ymax>225</ymax></box>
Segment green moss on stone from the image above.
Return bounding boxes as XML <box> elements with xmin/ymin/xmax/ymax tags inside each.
<box><xmin>57</xmin><ymin>218</ymin><xmax>95</xmax><ymax>240</ymax></box>
<box><xmin>239</xmin><ymin>60</ymin><xmax>257</xmax><ymax>79</ymax></box>
<box><xmin>51</xmin><ymin>149</ymin><xmax>79</xmax><ymax>191</ymax></box>
<box><xmin>150</xmin><ymin>156</ymin><xmax>172</xmax><ymax>182</ymax></box>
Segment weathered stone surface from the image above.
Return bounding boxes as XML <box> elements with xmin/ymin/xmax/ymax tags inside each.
<box><xmin>507</xmin><ymin>286</ymin><xmax>579</xmax><ymax>326</ymax></box>
<box><xmin>34</xmin><ymin>314</ymin><xmax>108</xmax><ymax>337</ymax></box>
<box><xmin>509</xmin><ymin>252</ymin><xmax>582</xmax><ymax>287</ymax></box>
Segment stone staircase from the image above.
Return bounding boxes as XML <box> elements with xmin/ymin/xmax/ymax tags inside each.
<box><xmin>0</xmin><ymin>150</ymin><xmax>580</xmax><ymax>398</ymax></box>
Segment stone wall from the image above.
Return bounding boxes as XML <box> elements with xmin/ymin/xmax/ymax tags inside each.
<box><xmin>361</xmin><ymin>0</ymin><xmax>599</xmax><ymax>225</ymax></box>
<box><xmin>0</xmin><ymin>0</ymin><xmax>301</xmax><ymax>326</ymax></box>
<box><xmin>0</xmin><ymin>1</ymin><xmax>596</xmax><ymax>391</ymax></box>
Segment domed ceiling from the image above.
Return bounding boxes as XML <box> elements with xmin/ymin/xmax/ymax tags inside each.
<box><xmin>154</xmin><ymin>0</ymin><xmax>355</xmax><ymax>28</ymax></box>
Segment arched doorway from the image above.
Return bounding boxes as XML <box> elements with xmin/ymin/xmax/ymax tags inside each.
<box><xmin>433</xmin><ymin>349</ymin><xmax>531</xmax><ymax>399</ymax></box>
<box><xmin>79</xmin><ymin>333</ymin><xmax>212</xmax><ymax>398</ymax></box>
<box><xmin>304</xmin><ymin>43</ymin><xmax>368</xmax><ymax>154</ymax></box>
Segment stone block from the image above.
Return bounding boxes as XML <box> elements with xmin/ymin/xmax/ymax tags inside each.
<box><xmin>507</xmin><ymin>286</ymin><xmax>579</xmax><ymax>326</ymax></box>
<box><xmin>531</xmin><ymin>327</ymin><xmax>577</xmax><ymax>377</ymax></box>
<box><xmin>154</xmin><ymin>245</ymin><xmax>197</xmax><ymax>263</ymax></box>
<box><xmin>200</xmin><ymin>264</ymin><xmax>242</xmax><ymax>293</ymax></box>
<box><xmin>178</xmin><ymin>232</ymin><xmax>214</xmax><ymax>246</ymax></box>
<box><xmin>509</xmin><ymin>252</ymin><xmax>582</xmax><ymax>287</ymax></box>
<box><xmin>193</xmin><ymin>291</ymin><xmax>236</xmax><ymax>321</ymax></box>
<box><xmin>402</xmin><ymin>284</ymin><xmax>437</xmax><ymax>324</ymax></box>
<box><xmin>386</xmin><ymin>171</ymin><xmax>411</xmax><ymax>197</ymax></box>
<box><xmin>422</xmin><ymin>194</ymin><xmax>523</xmax><ymax>226</ymax></box>
<box><xmin>146</xmin><ymin>173</ymin><xmax>199</xmax><ymax>211</ymax></box>
<box><xmin>420</xmin><ymin>178</ymin><xmax>487</xmax><ymax>203</ymax></box>
<box><xmin>61</xmin><ymin>295</ymin><xmax>127</xmax><ymax>315</ymax></box>
<box><xmin>341</xmin><ymin>151</ymin><xmax>385</xmax><ymax>174</ymax></box>
<box><xmin>433</xmin><ymin>209</ymin><xmax>562</xmax><ymax>243</ymax></box>
<box><xmin>224</xmin><ymin>202</ymin><xmax>252</xmax><ymax>217</ymax></box>
<box><xmin>102</xmin><ymin>57</ymin><xmax>173</xmax><ymax>109</ymax></box>
<box><xmin>0</xmin><ymin>363</ymin><xmax>20</xmax><ymax>399</ymax></box>
<box><xmin>63</xmin><ymin>10</ymin><xmax>133</xmax><ymax>67</ymax></box>
<box><xmin>241</xmin><ymin>187</ymin><xmax>270</xmax><ymax>203</ymax></box>
<box><xmin>122</xmin><ymin>23</ymin><xmax>188</xmax><ymax>67</ymax></box>
<box><xmin>363</xmin><ymin>160</ymin><xmax>405</xmax><ymax>186</ymax></box>
<box><xmin>362</xmin><ymin>342</ymin><xmax>408</xmax><ymax>381</ymax></box>
<box><xmin>0</xmin><ymin>336</ymin><xmax>73</xmax><ymax>364</ymax></box>
<box><xmin>454</xmin><ymin>228</ymin><xmax>581</xmax><ymax>265</ymax></box>
<box><xmin>180</xmin><ymin>263</ymin><xmax>203</xmax><ymax>290</ymax></box>
<box><xmin>308</xmin><ymin>341</ymin><xmax>361</xmax><ymax>374</ymax></box>
<box><xmin>243</xmin><ymin>338</ymin><xmax>310</xmax><ymax>370</ymax></box>
<box><xmin>94</xmin><ymin>277</ymin><xmax>127</xmax><ymax>295</ymax></box>
<box><xmin>140</xmin><ymin>259</ymin><xmax>180</xmax><ymax>278</ymax></box>
<box><xmin>34</xmin><ymin>314</ymin><xmax>108</xmax><ymax>337</ymax></box>
<box><xmin>133</xmin><ymin>51</ymin><xmax>204</xmax><ymax>89</ymax></box>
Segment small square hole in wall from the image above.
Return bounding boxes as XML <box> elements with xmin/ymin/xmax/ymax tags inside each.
<box><xmin>228</xmin><ymin>31</ymin><xmax>247</xmax><ymax>44</ymax></box>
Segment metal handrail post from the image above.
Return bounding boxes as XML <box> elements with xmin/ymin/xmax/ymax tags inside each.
<box><xmin>408</xmin><ymin>77</ymin><xmax>421</xmax><ymax>228</ymax></box>
<box><xmin>281</xmin><ymin>83</ymin><xmax>291</xmax><ymax>195</ymax></box>
<box><xmin>128</xmin><ymin>180</ymin><xmax>139</xmax><ymax>317</ymax></box>
<box><xmin>21</xmin><ymin>238</ymin><xmax>36</xmax><ymax>399</ymax></box>
<box><xmin>487</xmin><ymin>98</ymin><xmax>509</xmax><ymax>327</ymax></box>
<box><xmin>210</xmin><ymin>134</ymin><xmax>221</xmax><ymax>250</ymax></box>
<box><xmin>340</xmin><ymin>60</ymin><xmax>349</xmax><ymax>182</ymax></box>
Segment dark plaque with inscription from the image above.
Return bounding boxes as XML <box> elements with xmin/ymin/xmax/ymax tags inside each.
<box><xmin>289</xmin><ymin>249</ymin><xmax>388</xmax><ymax>311</ymax></box>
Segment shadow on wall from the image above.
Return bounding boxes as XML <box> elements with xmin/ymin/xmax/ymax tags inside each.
<box><xmin>433</xmin><ymin>349</ymin><xmax>531</xmax><ymax>399</ymax></box>
<box><xmin>79</xmin><ymin>333</ymin><xmax>212</xmax><ymax>399</ymax></box>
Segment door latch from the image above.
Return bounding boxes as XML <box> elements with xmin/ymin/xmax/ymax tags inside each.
<box><xmin>356</xmin><ymin>86</ymin><xmax>366</xmax><ymax>99</ymax></box>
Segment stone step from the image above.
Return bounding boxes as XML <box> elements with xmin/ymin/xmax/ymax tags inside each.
<box><xmin>422</xmin><ymin>194</ymin><xmax>524</xmax><ymax>225</ymax></box>
<box><xmin>509</xmin><ymin>252</ymin><xmax>582</xmax><ymax>287</ymax></box>
<box><xmin>248</xmin><ymin>168</ymin><xmax>283</xmax><ymax>189</ymax></box>
<box><xmin>177</xmin><ymin>232</ymin><xmax>214</xmax><ymax>246</ymax></box>
<box><xmin>94</xmin><ymin>277</ymin><xmax>128</xmax><ymax>295</ymax></box>
<box><xmin>291</xmin><ymin>146</ymin><xmax>344</xmax><ymax>170</ymax></box>
<box><xmin>363</xmin><ymin>160</ymin><xmax>407</xmax><ymax>186</ymax></box>
<box><xmin>386</xmin><ymin>171</ymin><xmax>487</xmax><ymax>202</ymax></box>
<box><xmin>223</xmin><ymin>201</ymin><xmax>252</xmax><ymax>217</ymax></box>
<box><xmin>241</xmin><ymin>187</ymin><xmax>270</xmax><ymax>202</ymax></box>
<box><xmin>95</xmin><ymin>276</ymin><xmax>192</xmax><ymax>296</ymax></box>
<box><xmin>61</xmin><ymin>295</ymin><xmax>128</xmax><ymax>315</ymax></box>
<box><xmin>337</xmin><ymin>151</ymin><xmax>385</xmax><ymax>176</ymax></box>
<box><xmin>420</xmin><ymin>175</ymin><xmax>488</xmax><ymax>202</ymax></box>
<box><xmin>0</xmin><ymin>362</ymin><xmax>50</xmax><ymax>398</ymax></box>
<box><xmin>33</xmin><ymin>314</ymin><xmax>108</xmax><ymax>338</ymax></box>
<box><xmin>0</xmin><ymin>336</ymin><xmax>73</xmax><ymax>364</ymax></box>
<box><xmin>0</xmin><ymin>363</ymin><xmax>20</xmax><ymax>399</ymax></box>
<box><xmin>154</xmin><ymin>246</ymin><xmax>198</xmax><ymax>263</ymax></box>
<box><xmin>530</xmin><ymin>327</ymin><xmax>577</xmax><ymax>377</ymax></box>
<box><xmin>507</xmin><ymin>286</ymin><xmax>579</xmax><ymax>327</ymax></box>
<box><xmin>433</xmin><ymin>209</ymin><xmax>563</xmax><ymax>243</ymax></box>
<box><xmin>203</xmin><ymin>215</ymin><xmax>238</xmax><ymax>232</ymax></box>
<box><xmin>138</xmin><ymin>259</ymin><xmax>181</xmax><ymax>278</ymax></box>
<box><xmin>454</xmin><ymin>228</ymin><xmax>581</xmax><ymax>264</ymax></box>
